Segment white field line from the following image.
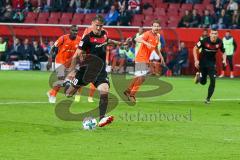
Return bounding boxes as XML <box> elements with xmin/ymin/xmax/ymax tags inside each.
<box><xmin>0</xmin><ymin>98</ymin><xmax>239</xmax><ymax>105</ymax></box>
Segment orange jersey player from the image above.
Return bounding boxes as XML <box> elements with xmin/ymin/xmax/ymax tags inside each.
<box><xmin>47</xmin><ymin>25</ymin><xmax>81</xmax><ymax>103</ymax></box>
<box><xmin>124</xmin><ymin>19</ymin><xmax>165</xmax><ymax>103</ymax></box>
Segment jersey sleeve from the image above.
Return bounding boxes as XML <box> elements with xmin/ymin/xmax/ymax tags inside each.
<box><xmin>54</xmin><ymin>35</ymin><xmax>64</xmax><ymax>47</ymax></box>
<box><xmin>78</xmin><ymin>35</ymin><xmax>89</xmax><ymax>51</ymax></box>
<box><xmin>196</xmin><ymin>39</ymin><xmax>203</xmax><ymax>49</ymax></box>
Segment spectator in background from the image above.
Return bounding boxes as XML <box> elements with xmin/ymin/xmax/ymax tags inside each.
<box><xmin>231</xmin><ymin>10</ymin><xmax>240</xmax><ymax>28</ymax></box>
<box><xmin>214</xmin><ymin>0</ymin><xmax>224</xmax><ymax>16</ymax></box>
<box><xmin>200</xmin><ymin>9</ymin><xmax>215</xmax><ymax>28</ymax></box>
<box><xmin>190</xmin><ymin>9</ymin><xmax>201</xmax><ymax>27</ymax></box>
<box><xmin>105</xmin><ymin>5</ymin><xmax>119</xmax><ymax>25</ymax></box>
<box><xmin>117</xmin><ymin>5</ymin><xmax>132</xmax><ymax>26</ymax></box>
<box><xmin>226</xmin><ymin>0</ymin><xmax>238</xmax><ymax>16</ymax></box>
<box><xmin>0</xmin><ymin>36</ymin><xmax>7</xmax><ymax>61</ymax></box>
<box><xmin>214</xmin><ymin>9</ymin><xmax>231</xmax><ymax>29</ymax></box>
<box><xmin>133</xmin><ymin>27</ymin><xmax>144</xmax><ymax>55</ymax></box>
<box><xmin>219</xmin><ymin>31</ymin><xmax>237</xmax><ymax>78</ymax></box>
<box><xmin>22</xmin><ymin>0</ymin><xmax>33</xmax><ymax>12</ymax></box>
<box><xmin>93</xmin><ymin>0</ymin><xmax>105</xmax><ymax>13</ymax></box>
<box><xmin>118</xmin><ymin>0</ymin><xmax>127</xmax><ymax>10</ymax></box>
<box><xmin>19</xmin><ymin>38</ymin><xmax>34</xmax><ymax>60</ymax></box>
<box><xmin>7</xmin><ymin>37</ymin><xmax>22</xmax><ymax>61</ymax></box>
<box><xmin>33</xmin><ymin>40</ymin><xmax>47</xmax><ymax>61</ymax></box>
<box><xmin>128</xmin><ymin>0</ymin><xmax>140</xmax><ymax>14</ymax></box>
<box><xmin>200</xmin><ymin>28</ymin><xmax>208</xmax><ymax>40</ymax></box>
<box><xmin>166</xmin><ymin>42</ymin><xmax>188</xmax><ymax>76</ymax></box>
<box><xmin>12</xmin><ymin>10</ymin><xmax>24</xmax><ymax>22</ymax></box>
<box><xmin>51</xmin><ymin>0</ymin><xmax>69</xmax><ymax>12</ymax></box>
<box><xmin>178</xmin><ymin>10</ymin><xmax>192</xmax><ymax>28</ymax></box>
<box><xmin>0</xmin><ymin>5</ymin><xmax>14</xmax><ymax>22</ymax></box>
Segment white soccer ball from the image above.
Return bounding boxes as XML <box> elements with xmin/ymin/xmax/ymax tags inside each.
<box><xmin>82</xmin><ymin>117</ymin><xmax>97</xmax><ymax>130</ymax></box>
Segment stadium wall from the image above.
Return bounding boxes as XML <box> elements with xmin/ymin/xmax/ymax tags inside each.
<box><xmin>0</xmin><ymin>23</ymin><xmax>239</xmax><ymax>76</ymax></box>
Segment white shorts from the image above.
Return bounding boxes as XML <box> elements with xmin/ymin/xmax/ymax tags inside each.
<box><xmin>149</xmin><ymin>51</ymin><xmax>160</xmax><ymax>60</ymax></box>
<box><xmin>55</xmin><ymin>63</ymin><xmax>67</xmax><ymax>78</ymax></box>
<box><xmin>134</xmin><ymin>62</ymin><xmax>149</xmax><ymax>77</ymax></box>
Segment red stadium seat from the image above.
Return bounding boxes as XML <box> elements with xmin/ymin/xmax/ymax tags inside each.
<box><xmin>24</xmin><ymin>17</ymin><xmax>36</xmax><ymax>23</ymax></box>
<box><xmin>206</xmin><ymin>4</ymin><xmax>214</xmax><ymax>12</ymax></box>
<box><xmin>181</xmin><ymin>4</ymin><xmax>193</xmax><ymax>10</ymax></box>
<box><xmin>82</xmin><ymin>18</ymin><xmax>92</xmax><ymax>25</ymax></box>
<box><xmin>167</xmin><ymin>21</ymin><xmax>178</xmax><ymax>28</ymax></box>
<box><xmin>153</xmin><ymin>0</ymin><xmax>163</xmax><ymax>6</ymax></box>
<box><xmin>84</xmin><ymin>14</ymin><xmax>97</xmax><ymax>22</ymax></box>
<box><xmin>59</xmin><ymin>17</ymin><xmax>71</xmax><ymax>24</ymax></box>
<box><xmin>131</xmin><ymin>20</ymin><xmax>142</xmax><ymax>26</ymax></box>
<box><xmin>49</xmin><ymin>12</ymin><xmax>61</xmax><ymax>19</ymax></box>
<box><xmin>142</xmin><ymin>8</ymin><xmax>153</xmax><ymax>15</ymax></box>
<box><xmin>144</xmin><ymin>15</ymin><xmax>155</xmax><ymax>21</ymax></box>
<box><xmin>132</xmin><ymin>14</ymin><xmax>144</xmax><ymax>22</ymax></box>
<box><xmin>38</xmin><ymin>12</ymin><xmax>49</xmax><ymax>19</ymax></box>
<box><xmin>36</xmin><ymin>16</ymin><xmax>48</xmax><ymax>24</ymax></box>
<box><xmin>142</xmin><ymin>0</ymin><xmax>154</xmax><ymax>4</ymax></box>
<box><xmin>154</xmin><ymin>8</ymin><xmax>166</xmax><ymax>16</ymax></box>
<box><xmin>168</xmin><ymin>16</ymin><xmax>181</xmax><ymax>23</ymax></box>
<box><xmin>167</xmin><ymin>9</ymin><xmax>179</xmax><ymax>16</ymax></box>
<box><xmin>143</xmin><ymin>19</ymin><xmax>153</xmax><ymax>26</ymax></box>
<box><xmin>61</xmin><ymin>13</ymin><xmax>73</xmax><ymax>21</ymax></box>
<box><xmin>156</xmin><ymin>3</ymin><xmax>169</xmax><ymax>9</ymax></box>
<box><xmin>26</xmin><ymin>12</ymin><xmax>38</xmax><ymax>20</ymax></box>
<box><xmin>72</xmin><ymin>13</ymin><xmax>85</xmax><ymax>21</ymax></box>
<box><xmin>194</xmin><ymin>4</ymin><xmax>205</xmax><ymax>11</ymax></box>
<box><xmin>48</xmin><ymin>17</ymin><xmax>59</xmax><ymax>24</ymax></box>
<box><xmin>168</xmin><ymin>3</ymin><xmax>180</xmax><ymax>10</ymax></box>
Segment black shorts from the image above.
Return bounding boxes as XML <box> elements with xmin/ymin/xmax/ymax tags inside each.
<box><xmin>74</xmin><ymin>66</ymin><xmax>110</xmax><ymax>88</ymax></box>
<box><xmin>199</xmin><ymin>65</ymin><xmax>216</xmax><ymax>78</ymax></box>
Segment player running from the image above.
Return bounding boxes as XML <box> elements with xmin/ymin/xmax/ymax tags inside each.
<box><xmin>123</xmin><ymin>19</ymin><xmax>165</xmax><ymax>103</ymax></box>
<box><xmin>64</xmin><ymin>15</ymin><xmax>124</xmax><ymax>127</ymax></box>
<box><xmin>47</xmin><ymin>25</ymin><xmax>81</xmax><ymax>103</ymax></box>
<box><xmin>193</xmin><ymin>28</ymin><xmax>227</xmax><ymax>104</ymax></box>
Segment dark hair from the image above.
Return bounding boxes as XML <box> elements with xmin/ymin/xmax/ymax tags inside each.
<box><xmin>152</xmin><ymin>19</ymin><xmax>161</xmax><ymax>25</ymax></box>
<box><xmin>70</xmin><ymin>25</ymin><xmax>78</xmax><ymax>30</ymax></box>
<box><xmin>92</xmin><ymin>14</ymin><xmax>105</xmax><ymax>23</ymax></box>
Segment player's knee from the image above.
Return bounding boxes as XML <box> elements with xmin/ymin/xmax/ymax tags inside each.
<box><xmin>97</xmin><ymin>83</ymin><xmax>109</xmax><ymax>94</ymax></box>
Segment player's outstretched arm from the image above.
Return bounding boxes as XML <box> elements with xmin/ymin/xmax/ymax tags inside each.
<box><xmin>193</xmin><ymin>46</ymin><xmax>199</xmax><ymax>69</ymax></box>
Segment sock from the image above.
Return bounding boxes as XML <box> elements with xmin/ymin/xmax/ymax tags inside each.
<box><xmin>99</xmin><ymin>94</ymin><xmax>108</xmax><ymax>120</ymax></box>
<box><xmin>130</xmin><ymin>77</ymin><xmax>145</xmax><ymax>96</ymax></box>
<box><xmin>126</xmin><ymin>78</ymin><xmax>138</xmax><ymax>93</ymax></box>
<box><xmin>49</xmin><ymin>86</ymin><xmax>60</xmax><ymax>97</ymax></box>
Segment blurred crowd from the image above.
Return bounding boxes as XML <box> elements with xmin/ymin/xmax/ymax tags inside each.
<box><xmin>178</xmin><ymin>0</ymin><xmax>240</xmax><ymax>29</ymax></box>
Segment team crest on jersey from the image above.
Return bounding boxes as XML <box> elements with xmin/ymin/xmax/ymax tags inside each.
<box><xmin>206</xmin><ymin>44</ymin><xmax>210</xmax><ymax>48</ymax></box>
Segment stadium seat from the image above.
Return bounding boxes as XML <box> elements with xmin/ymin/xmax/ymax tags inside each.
<box><xmin>24</xmin><ymin>16</ymin><xmax>36</xmax><ymax>23</ymax></box>
<box><xmin>144</xmin><ymin>15</ymin><xmax>154</xmax><ymax>21</ymax></box>
<box><xmin>153</xmin><ymin>8</ymin><xmax>166</xmax><ymax>16</ymax></box>
<box><xmin>168</xmin><ymin>16</ymin><xmax>181</xmax><ymax>23</ymax></box>
<box><xmin>206</xmin><ymin>4</ymin><xmax>214</xmax><ymax>12</ymax></box>
<box><xmin>84</xmin><ymin>14</ymin><xmax>97</xmax><ymax>22</ymax></box>
<box><xmin>167</xmin><ymin>21</ymin><xmax>179</xmax><ymax>28</ymax></box>
<box><xmin>131</xmin><ymin>20</ymin><xmax>142</xmax><ymax>26</ymax></box>
<box><xmin>156</xmin><ymin>3</ymin><xmax>169</xmax><ymax>9</ymax></box>
<box><xmin>59</xmin><ymin>17</ymin><xmax>71</xmax><ymax>24</ymax></box>
<box><xmin>73</xmin><ymin>13</ymin><xmax>85</xmax><ymax>21</ymax></box>
<box><xmin>36</xmin><ymin>16</ymin><xmax>48</xmax><ymax>24</ymax></box>
<box><xmin>181</xmin><ymin>4</ymin><xmax>193</xmax><ymax>10</ymax></box>
<box><xmin>82</xmin><ymin>18</ymin><xmax>92</xmax><ymax>25</ymax></box>
<box><xmin>143</xmin><ymin>19</ymin><xmax>153</xmax><ymax>26</ymax></box>
<box><xmin>61</xmin><ymin>13</ymin><xmax>73</xmax><ymax>21</ymax></box>
<box><xmin>132</xmin><ymin>14</ymin><xmax>144</xmax><ymax>22</ymax></box>
<box><xmin>142</xmin><ymin>8</ymin><xmax>153</xmax><ymax>15</ymax></box>
<box><xmin>26</xmin><ymin>12</ymin><xmax>38</xmax><ymax>20</ymax></box>
<box><xmin>153</xmin><ymin>0</ymin><xmax>163</xmax><ymax>6</ymax></box>
<box><xmin>38</xmin><ymin>12</ymin><xmax>49</xmax><ymax>19</ymax></box>
<box><xmin>168</xmin><ymin>3</ymin><xmax>180</xmax><ymax>10</ymax></box>
<box><xmin>194</xmin><ymin>4</ymin><xmax>205</xmax><ymax>11</ymax></box>
<box><xmin>48</xmin><ymin>17</ymin><xmax>59</xmax><ymax>24</ymax></box>
<box><xmin>49</xmin><ymin>12</ymin><xmax>61</xmax><ymax>19</ymax></box>
<box><xmin>167</xmin><ymin>9</ymin><xmax>179</xmax><ymax>16</ymax></box>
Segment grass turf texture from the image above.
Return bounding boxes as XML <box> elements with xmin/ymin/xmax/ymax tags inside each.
<box><xmin>0</xmin><ymin>71</ymin><xmax>240</xmax><ymax>160</ymax></box>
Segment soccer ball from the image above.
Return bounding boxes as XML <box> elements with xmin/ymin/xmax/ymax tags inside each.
<box><xmin>82</xmin><ymin>117</ymin><xmax>97</xmax><ymax>130</ymax></box>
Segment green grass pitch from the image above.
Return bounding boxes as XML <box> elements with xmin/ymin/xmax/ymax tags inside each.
<box><xmin>0</xmin><ymin>71</ymin><xmax>240</xmax><ymax>160</ymax></box>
